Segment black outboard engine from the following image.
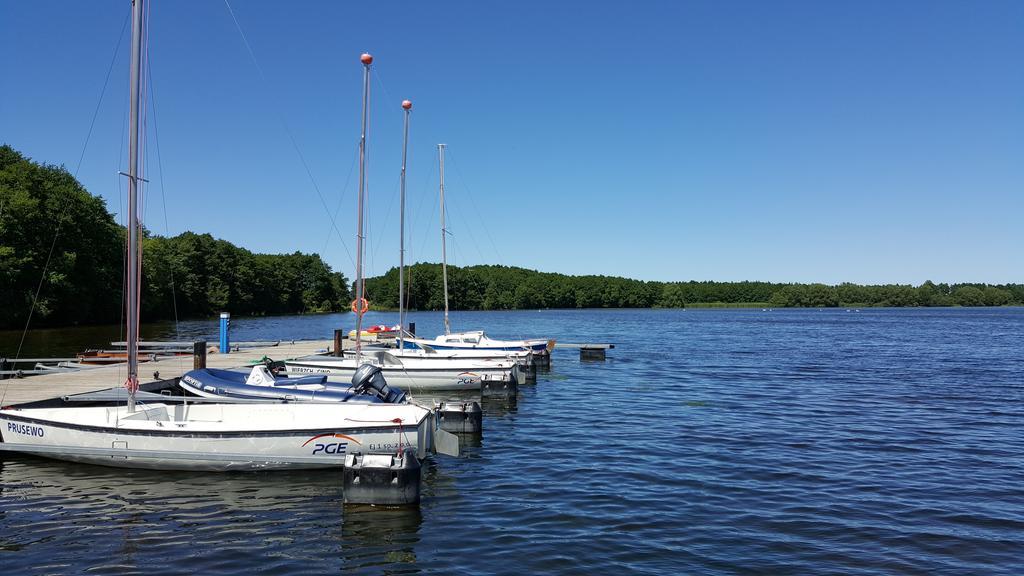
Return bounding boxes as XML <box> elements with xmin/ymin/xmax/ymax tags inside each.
<box><xmin>262</xmin><ymin>358</ymin><xmax>287</xmax><ymax>375</ymax></box>
<box><xmin>351</xmin><ymin>364</ymin><xmax>406</xmax><ymax>403</ymax></box>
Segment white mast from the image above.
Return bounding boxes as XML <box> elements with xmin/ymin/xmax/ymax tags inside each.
<box><xmin>125</xmin><ymin>0</ymin><xmax>146</xmax><ymax>412</ymax></box>
<box><xmin>438</xmin><ymin>143</ymin><xmax>450</xmax><ymax>335</ymax></box>
<box><xmin>398</xmin><ymin>100</ymin><xmax>412</xmax><ymax>349</ymax></box>
<box><xmin>355</xmin><ymin>53</ymin><xmax>372</xmax><ymax>361</ymax></box>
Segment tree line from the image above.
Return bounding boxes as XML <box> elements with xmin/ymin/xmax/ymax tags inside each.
<box><xmin>0</xmin><ymin>144</ymin><xmax>350</xmax><ymax>329</ymax></box>
<box><xmin>364</xmin><ymin>263</ymin><xmax>1024</xmax><ymax>310</ymax></box>
<box><xmin>140</xmin><ymin>233</ymin><xmax>350</xmax><ymax>320</ymax></box>
<box><xmin>3</xmin><ymin>144</ymin><xmax>1020</xmax><ymax>330</ymax></box>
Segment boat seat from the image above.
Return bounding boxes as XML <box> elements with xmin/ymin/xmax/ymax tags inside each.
<box><xmin>119</xmin><ymin>406</ymin><xmax>170</xmax><ymax>421</ymax></box>
<box><xmin>277</xmin><ymin>374</ymin><xmax>328</xmax><ymax>386</ymax></box>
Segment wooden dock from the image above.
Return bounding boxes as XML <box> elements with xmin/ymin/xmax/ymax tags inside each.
<box><xmin>552</xmin><ymin>343</ymin><xmax>615</xmax><ymax>350</ymax></box>
<box><xmin>553</xmin><ymin>342</ymin><xmax>614</xmax><ymax>360</ymax></box>
<box><xmin>0</xmin><ymin>340</ymin><xmax>333</xmax><ymax>406</ymax></box>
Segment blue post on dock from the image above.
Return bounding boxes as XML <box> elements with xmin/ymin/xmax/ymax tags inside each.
<box><xmin>219</xmin><ymin>312</ymin><xmax>230</xmax><ymax>353</ymax></box>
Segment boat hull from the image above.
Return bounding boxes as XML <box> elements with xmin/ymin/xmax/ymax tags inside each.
<box><xmin>0</xmin><ymin>403</ymin><xmax>430</xmax><ymax>471</ymax></box>
<box><xmin>406</xmin><ymin>332</ymin><xmax>553</xmax><ymax>354</ymax></box>
<box><xmin>285</xmin><ymin>360</ymin><xmax>490</xmax><ymax>391</ymax></box>
<box><xmin>357</xmin><ymin>347</ymin><xmax>534</xmax><ymax>362</ymax></box>
<box><xmin>417</xmin><ymin>342</ymin><xmax>548</xmax><ymax>353</ymax></box>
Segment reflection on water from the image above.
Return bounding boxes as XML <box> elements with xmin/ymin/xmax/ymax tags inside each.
<box><xmin>0</xmin><ymin>454</ymin><xmax>430</xmax><ymax>574</ymax></box>
<box><xmin>341</xmin><ymin>505</ymin><xmax>422</xmax><ymax>570</ymax></box>
<box><xmin>480</xmin><ymin>396</ymin><xmax>518</xmax><ymax>418</ymax></box>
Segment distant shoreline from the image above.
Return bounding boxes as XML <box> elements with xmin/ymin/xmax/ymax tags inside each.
<box><xmin>4</xmin><ymin>305</ymin><xmax>1023</xmax><ymax>339</ymax></box>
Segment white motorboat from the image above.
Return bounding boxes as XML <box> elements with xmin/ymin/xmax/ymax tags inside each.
<box><xmin>284</xmin><ymin>350</ymin><xmax>516</xmax><ymax>391</ymax></box>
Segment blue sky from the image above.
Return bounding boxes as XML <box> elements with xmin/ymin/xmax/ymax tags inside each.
<box><xmin>2</xmin><ymin>1</ymin><xmax>1021</xmax><ymax>285</ymax></box>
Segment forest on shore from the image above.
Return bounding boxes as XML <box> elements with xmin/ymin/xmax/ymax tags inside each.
<box><xmin>2</xmin><ymin>144</ymin><xmax>1021</xmax><ymax>329</ymax></box>
<box><xmin>0</xmin><ymin>145</ymin><xmax>350</xmax><ymax>329</ymax></box>
<box><xmin>363</xmin><ymin>263</ymin><xmax>1024</xmax><ymax>311</ymax></box>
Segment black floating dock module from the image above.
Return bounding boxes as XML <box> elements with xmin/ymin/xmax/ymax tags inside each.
<box><xmin>436</xmin><ymin>401</ymin><xmax>482</xmax><ymax>434</ymax></box>
<box><xmin>342</xmin><ymin>450</ymin><xmax>421</xmax><ymax>506</ymax></box>
<box><xmin>481</xmin><ymin>374</ymin><xmax>518</xmax><ymax>398</ymax></box>
<box><xmin>514</xmin><ymin>360</ymin><xmax>537</xmax><ymax>383</ymax></box>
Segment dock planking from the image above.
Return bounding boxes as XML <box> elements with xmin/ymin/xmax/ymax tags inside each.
<box><xmin>553</xmin><ymin>343</ymin><xmax>615</xmax><ymax>350</ymax></box>
<box><xmin>0</xmin><ymin>340</ymin><xmax>333</xmax><ymax>406</ymax></box>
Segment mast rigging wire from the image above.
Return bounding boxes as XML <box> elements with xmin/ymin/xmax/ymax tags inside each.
<box><xmin>323</xmin><ymin>144</ymin><xmax>360</xmax><ymax>256</ymax></box>
<box><xmin>447</xmin><ymin>149</ymin><xmax>505</xmax><ymax>264</ymax></box>
<box><xmin>221</xmin><ymin>0</ymin><xmax>355</xmax><ymax>269</ymax></box>
<box><xmin>147</xmin><ymin>60</ymin><xmax>182</xmax><ymax>342</ymax></box>
<box><xmin>10</xmin><ymin>13</ymin><xmax>130</xmax><ymax>366</ymax></box>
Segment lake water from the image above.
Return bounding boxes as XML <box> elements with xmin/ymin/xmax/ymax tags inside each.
<box><xmin>2</xmin><ymin>308</ymin><xmax>1023</xmax><ymax>574</ymax></box>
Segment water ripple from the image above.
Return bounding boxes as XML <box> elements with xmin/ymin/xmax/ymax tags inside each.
<box><xmin>2</xmin><ymin>308</ymin><xmax>1023</xmax><ymax>574</ymax></box>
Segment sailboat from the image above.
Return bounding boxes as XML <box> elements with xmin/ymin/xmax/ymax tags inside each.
<box><xmin>283</xmin><ymin>100</ymin><xmax>520</xmax><ymax>390</ymax></box>
<box><xmin>0</xmin><ymin>4</ymin><xmax>435</xmax><ymax>470</ymax></box>
<box><xmin>402</xmin><ymin>144</ymin><xmax>555</xmax><ymax>355</ymax></box>
<box><xmin>355</xmin><ymin>137</ymin><xmax>538</xmax><ymax>364</ymax></box>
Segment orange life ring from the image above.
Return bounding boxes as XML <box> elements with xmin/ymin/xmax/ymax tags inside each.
<box><xmin>350</xmin><ymin>298</ymin><xmax>369</xmax><ymax>314</ymax></box>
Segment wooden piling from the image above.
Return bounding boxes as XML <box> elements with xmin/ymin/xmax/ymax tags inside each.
<box><xmin>193</xmin><ymin>341</ymin><xmax>207</xmax><ymax>370</ymax></box>
<box><xmin>334</xmin><ymin>329</ymin><xmax>344</xmax><ymax>356</ymax></box>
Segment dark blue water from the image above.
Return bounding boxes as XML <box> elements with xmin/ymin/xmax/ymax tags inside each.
<box><xmin>2</xmin><ymin>308</ymin><xmax>1023</xmax><ymax>574</ymax></box>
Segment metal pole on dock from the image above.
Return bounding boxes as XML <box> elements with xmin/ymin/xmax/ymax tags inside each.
<box><xmin>124</xmin><ymin>0</ymin><xmax>146</xmax><ymax>412</ymax></box>
<box><xmin>438</xmin><ymin>143</ymin><xmax>451</xmax><ymax>336</ymax></box>
<box><xmin>355</xmin><ymin>53</ymin><xmax>372</xmax><ymax>362</ymax></box>
<box><xmin>399</xmin><ymin>99</ymin><xmax>412</xmax><ymax>350</ymax></box>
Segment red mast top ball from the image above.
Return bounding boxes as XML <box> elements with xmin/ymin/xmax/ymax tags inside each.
<box><xmin>402</xmin><ymin>100</ymin><xmax>412</xmax><ymax>110</ymax></box>
<box><xmin>360</xmin><ymin>53</ymin><xmax>373</xmax><ymax>65</ymax></box>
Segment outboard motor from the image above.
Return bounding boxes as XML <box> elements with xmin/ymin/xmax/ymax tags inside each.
<box><xmin>351</xmin><ymin>364</ymin><xmax>406</xmax><ymax>403</ymax></box>
<box><xmin>262</xmin><ymin>358</ymin><xmax>287</xmax><ymax>375</ymax></box>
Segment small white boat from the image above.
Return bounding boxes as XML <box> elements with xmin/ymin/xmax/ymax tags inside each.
<box><xmin>406</xmin><ymin>330</ymin><xmax>554</xmax><ymax>354</ymax></box>
<box><xmin>0</xmin><ymin>401</ymin><xmax>433</xmax><ymax>471</ymax></box>
<box><xmin>351</xmin><ymin>344</ymin><xmax>534</xmax><ymax>362</ymax></box>
<box><xmin>284</xmin><ymin>350</ymin><xmax>515</xmax><ymax>391</ymax></box>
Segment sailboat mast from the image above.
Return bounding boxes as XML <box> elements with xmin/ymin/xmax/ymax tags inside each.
<box><xmin>398</xmin><ymin>100</ymin><xmax>412</xmax><ymax>349</ymax></box>
<box><xmin>125</xmin><ymin>0</ymin><xmax>146</xmax><ymax>412</ymax></box>
<box><xmin>438</xmin><ymin>143</ymin><xmax>451</xmax><ymax>336</ymax></box>
<box><xmin>355</xmin><ymin>53</ymin><xmax>372</xmax><ymax>361</ymax></box>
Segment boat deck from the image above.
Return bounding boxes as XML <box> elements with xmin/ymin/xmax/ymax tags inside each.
<box><xmin>0</xmin><ymin>340</ymin><xmax>334</xmax><ymax>406</ymax></box>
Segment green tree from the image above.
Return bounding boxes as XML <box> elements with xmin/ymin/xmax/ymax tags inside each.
<box><xmin>0</xmin><ymin>144</ymin><xmax>122</xmax><ymax>328</ymax></box>
<box><xmin>953</xmin><ymin>286</ymin><xmax>985</xmax><ymax>306</ymax></box>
